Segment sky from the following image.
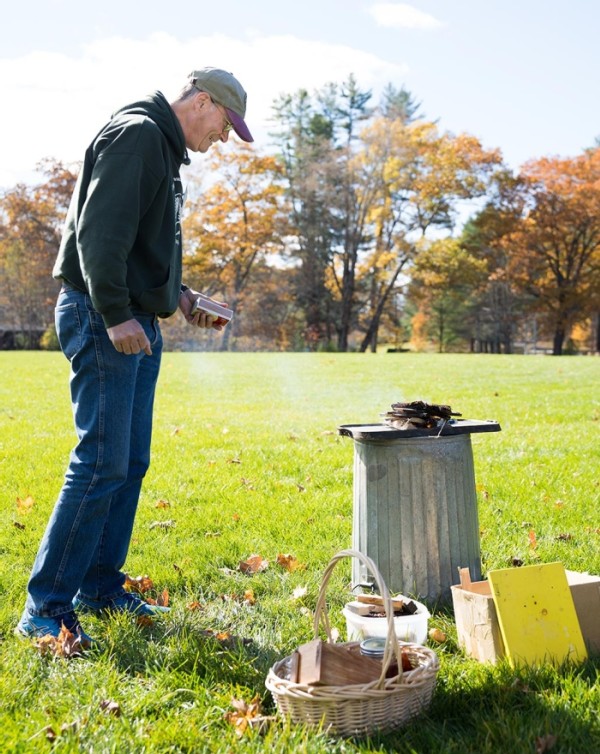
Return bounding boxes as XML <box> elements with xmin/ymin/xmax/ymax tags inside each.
<box><xmin>1</xmin><ymin>0</ymin><xmax>598</xmax><ymax>189</ymax></box>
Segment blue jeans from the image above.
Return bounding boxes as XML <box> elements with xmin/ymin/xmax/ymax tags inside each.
<box><xmin>25</xmin><ymin>286</ymin><xmax>163</xmax><ymax>617</ymax></box>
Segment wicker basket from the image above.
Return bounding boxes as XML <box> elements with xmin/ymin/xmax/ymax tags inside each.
<box><xmin>265</xmin><ymin>549</ymin><xmax>439</xmax><ymax>737</ymax></box>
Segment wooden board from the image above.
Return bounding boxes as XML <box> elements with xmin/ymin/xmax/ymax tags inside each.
<box><xmin>488</xmin><ymin>562</ymin><xmax>587</xmax><ymax>666</ymax></box>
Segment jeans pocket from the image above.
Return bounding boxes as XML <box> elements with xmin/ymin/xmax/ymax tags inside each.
<box><xmin>150</xmin><ymin>317</ymin><xmax>162</xmax><ymax>348</ymax></box>
<box><xmin>55</xmin><ymin>302</ymin><xmax>82</xmax><ymax>361</ymax></box>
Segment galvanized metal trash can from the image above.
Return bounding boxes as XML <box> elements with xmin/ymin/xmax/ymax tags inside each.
<box><xmin>338</xmin><ymin>421</ymin><xmax>500</xmax><ymax>603</ymax></box>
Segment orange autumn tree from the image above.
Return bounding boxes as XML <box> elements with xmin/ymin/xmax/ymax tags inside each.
<box><xmin>182</xmin><ymin>144</ymin><xmax>289</xmax><ymax>350</ymax></box>
<box><xmin>503</xmin><ymin>148</ymin><xmax>600</xmax><ymax>354</ymax></box>
<box><xmin>0</xmin><ymin>160</ymin><xmax>77</xmax><ymax>347</ymax></box>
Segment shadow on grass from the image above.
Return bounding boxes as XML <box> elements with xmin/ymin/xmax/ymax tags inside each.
<box><xmin>88</xmin><ymin>612</ymin><xmax>600</xmax><ymax>753</ymax></box>
<box><xmin>361</xmin><ymin>656</ymin><xmax>600</xmax><ymax>753</ymax></box>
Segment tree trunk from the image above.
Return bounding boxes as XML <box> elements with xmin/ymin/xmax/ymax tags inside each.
<box><xmin>552</xmin><ymin>326</ymin><xmax>565</xmax><ymax>356</ymax></box>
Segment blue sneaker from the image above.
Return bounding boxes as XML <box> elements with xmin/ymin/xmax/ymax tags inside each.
<box><xmin>15</xmin><ymin>610</ymin><xmax>94</xmax><ymax>648</ymax></box>
<box><xmin>74</xmin><ymin>591</ymin><xmax>170</xmax><ymax>617</ymax></box>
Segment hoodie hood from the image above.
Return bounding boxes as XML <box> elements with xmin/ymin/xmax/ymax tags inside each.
<box><xmin>112</xmin><ymin>90</ymin><xmax>190</xmax><ymax>166</ymax></box>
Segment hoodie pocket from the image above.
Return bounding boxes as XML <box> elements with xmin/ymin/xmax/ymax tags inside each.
<box><xmin>135</xmin><ymin>266</ymin><xmax>176</xmax><ymax>313</ymax></box>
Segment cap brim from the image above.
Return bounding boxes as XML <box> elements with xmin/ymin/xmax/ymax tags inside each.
<box><xmin>225</xmin><ymin>107</ymin><xmax>254</xmax><ymax>143</ymax></box>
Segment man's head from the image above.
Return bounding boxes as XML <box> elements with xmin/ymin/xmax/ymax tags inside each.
<box><xmin>189</xmin><ymin>68</ymin><xmax>253</xmax><ymax>143</ymax></box>
<box><xmin>171</xmin><ymin>67</ymin><xmax>253</xmax><ymax>154</ymax></box>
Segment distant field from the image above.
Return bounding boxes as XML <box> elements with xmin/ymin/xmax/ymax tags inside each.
<box><xmin>0</xmin><ymin>352</ymin><xmax>599</xmax><ymax>753</ymax></box>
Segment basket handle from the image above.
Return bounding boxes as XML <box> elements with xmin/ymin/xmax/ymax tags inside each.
<box><xmin>312</xmin><ymin>548</ymin><xmax>403</xmax><ymax>687</ymax></box>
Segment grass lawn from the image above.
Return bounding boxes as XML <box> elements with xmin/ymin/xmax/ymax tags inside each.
<box><xmin>0</xmin><ymin>351</ymin><xmax>598</xmax><ymax>753</ymax></box>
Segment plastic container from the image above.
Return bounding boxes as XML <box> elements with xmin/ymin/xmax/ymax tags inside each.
<box><xmin>343</xmin><ymin>595</ymin><xmax>430</xmax><ymax>644</ymax></box>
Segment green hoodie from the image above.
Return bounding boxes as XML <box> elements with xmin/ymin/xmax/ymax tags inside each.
<box><xmin>53</xmin><ymin>91</ymin><xmax>189</xmax><ymax>328</ymax></box>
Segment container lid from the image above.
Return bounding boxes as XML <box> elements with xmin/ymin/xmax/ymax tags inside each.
<box><xmin>359</xmin><ymin>637</ymin><xmax>387</xmax><ymax>657</ymax></box>
<box><xmin>338</xmin><ymin>419</ymin><xmax>501</xmax><ymax>441</ymax></box>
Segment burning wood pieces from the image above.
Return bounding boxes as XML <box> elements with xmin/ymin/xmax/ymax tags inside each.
<box><xmin>382</xmin><ymin>401</ymin><xmax>461</xmax><ymax>430</ymax></box>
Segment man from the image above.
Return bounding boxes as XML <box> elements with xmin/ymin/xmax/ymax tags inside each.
<box><xmin>16</xmin><ymin>68</ymin><xmax>253</xmax><ymax>644</ymax></box>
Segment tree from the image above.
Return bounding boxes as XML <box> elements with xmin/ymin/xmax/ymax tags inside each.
<box><xmin>0</xmin><ymin>160</ymin><xmax>77</xmax><ymax>347</ymax></box>
<box><xmin>460</xmin><ymin>171</ymin><xmax>525</xmax><ymax>353</ymax></box>
<box><xmin>354</xmin><ymin>117</ymin><xmax>502</xmax><ymax>352</ymax></box>
<box><xmin>407</xmin><ymin>237</ymin><xmax>488</xmax><ymax>352</ymax></box>
<box><xmin>502</xmin><ymin>149</ymin><xmax>600</xmax><ymax>354</ymax></box>
<box><xmin>270</xmin><ymin>88</ymin><xmax>341</xmax><ymax>348</ymax></box>
<box><xmin>380</xmin><ymin>83</ymin><xmax>422</xmax><ymax>123</ymax></box>
<box><xmin>182</xmin><ymin>144</ymin><xmax>288</xmax><ymax>351</ymax></box>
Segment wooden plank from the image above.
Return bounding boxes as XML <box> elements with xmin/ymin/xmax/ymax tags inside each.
<box><xmin>295</xmin><ymin>639</ymin><xmax>384</xmax><ymax>686</ymax></box>
<box><xmin>488</xmin><ymin>562</ymin><xmax>587</xmax><ymax>666</ymax></box>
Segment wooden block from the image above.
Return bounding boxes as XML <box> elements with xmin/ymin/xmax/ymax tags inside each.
<box><xmin>451</xmin><ymin>574</ymin><xmax>504</xmax><ymax>664</ymax></box>
<box><xmin>565</xmin><ymin>570</ymin><xmax>600</xmax><ymax>655</ymax></box>
<box><xmin>356</xmin><ymin>594</ymin><xmax>405</xmax><ymax>610</ymax></box>
<box><xmin>295</xmin><ymin>639</ymin><xmax>384</xmax><ymax>686</ymax></box>
<box><xmin>488</xmin><ymin>562</ymin><xmax>587</xmax><ymax>667</ymax></box>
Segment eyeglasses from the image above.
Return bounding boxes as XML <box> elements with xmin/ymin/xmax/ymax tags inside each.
<box><xmin>213</xmin><ymin>100</ymin><xmax>233</xmax><ymax>135</ymax></box>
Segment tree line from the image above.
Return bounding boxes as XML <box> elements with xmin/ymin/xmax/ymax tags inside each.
<box><xmin>1</xmin><ymin>76</ymin><xmax>599</xmax><ymax>354</ymax></box>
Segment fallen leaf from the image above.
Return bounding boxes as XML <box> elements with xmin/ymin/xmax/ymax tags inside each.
<box><xmin>239</xmin><ymin>555</ymin><xmax>269</xmax><ymax>574</ymax></box>
<box><xmin>528</xmin><ymin>529</ymin><xmax>537</xmax><ymax>549</ymax></box>
<box><xmin>124</xmin><ymin>574</ymin><xmax>154</xmax><ymax>593</ymax></box>
<box><xmin>16</xmin><ymin>495</ymin><xmax>35</xmax><ymax>514</ymax></box>
<box><xmin>155</xmin><ymin>499</ymin><xmax>170</xmax><ymax>509</ymax></box>
<box><xmin>243</xmin><ymin>589</ymin><xmax>256</xmax><ymax>605</ymax></box>
<box><xmin>99</xmin><ymin>700</ymin><xmax>121</xmax><ymax>717</ymax></box>
<box><xmin>186</xmin><ymin>601</ymin><xmax>204</xmax><ymax>611</ymax></box>
<box><xmin>276</xmin><ymin>553</ymin><xmax>305</xmax><ymax>572</ymax></box>
<box><xmin>149</xmin><ymin>520</ymin><xmax>176</xmax><ymax>530</ymax></box>
<box><xmin>535</xmin><ymin>733</ymin><xmax>557</xmax><ymax>753</ymax></box>
<box><xmin>157</xmin><ymin>589</ymin><xmax>169</xmax><ymax>607</ymax></box>
<box><xmin>60</xmin><ymin>720</ymin><xmax>81</xmax><ymax>735</ymax></box>
<box><xmin>224</xmin><ymin>695</ymin><xmax>263</xmax><ymax>738</ymax></box>
<box><xmin>555</xmin><ymin>533</ymin><xmax>573</xmax><ymax>541</ymax></box>
<box><xmin>227</xmin><ymin>457</ymin><xmax>242</xmax><ymax>464</ymax></box>
<box><xmin>232</xmin><ymin>514</ymin><xmax>240</xmax><ymax>522</ymax></box>
<box><xmin>136</xmin><ymin>615</ymin><xmax>154</xmax><ymax>628</ymax></box>
<box><xmin>428</xmin><ymin>627</ymin><xmax>447</xmax><ymax>643</ymax></box>
<box><xmin>13</xmin><ymin>521</ymin><xmax>26</xmax><ymax>530</ymax></box>
<box><xmin>34</xmin><ymin>623</ymin><xmax>86</xmax><ymax>658</ymax></box>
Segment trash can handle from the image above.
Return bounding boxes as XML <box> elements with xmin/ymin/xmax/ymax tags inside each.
<box><xmin>313</xmin><ymin>548</ymin><xmax>403</xmax><ymax>687</ymax></box>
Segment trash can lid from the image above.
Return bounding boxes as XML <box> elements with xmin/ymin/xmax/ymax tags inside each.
<box><xmin>338</xmin><ymin>419</ymin><xmax>501</xmax><ymax>441</ymax></box>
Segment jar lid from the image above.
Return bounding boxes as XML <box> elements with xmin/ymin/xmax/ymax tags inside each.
<box><xmin>359</xmin><ymin>637</ymin><xmax>387</xmax><ymax>657</ymax></box>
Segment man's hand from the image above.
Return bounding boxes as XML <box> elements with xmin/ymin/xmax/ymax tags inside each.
<box><xmin>107</xmin><ymin>319</ymin><xmax>152</xmax><ymax>355</ymax></box>
<box><xmin>179</xmin><ymin>288</ymin><xmax>226</xmax><ymax>331</ymax></box>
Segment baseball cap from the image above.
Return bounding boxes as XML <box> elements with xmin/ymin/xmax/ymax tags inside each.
<box><xmin>189</xmin><ymin>68</ymin><xmax>253</xmax><ymax>142</ymax></box>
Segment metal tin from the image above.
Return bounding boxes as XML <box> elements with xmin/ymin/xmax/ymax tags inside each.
<box><xmin>359</xmin><ymin>637</ymin><xmax>387</xmax><ymax>658</ymax></box>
